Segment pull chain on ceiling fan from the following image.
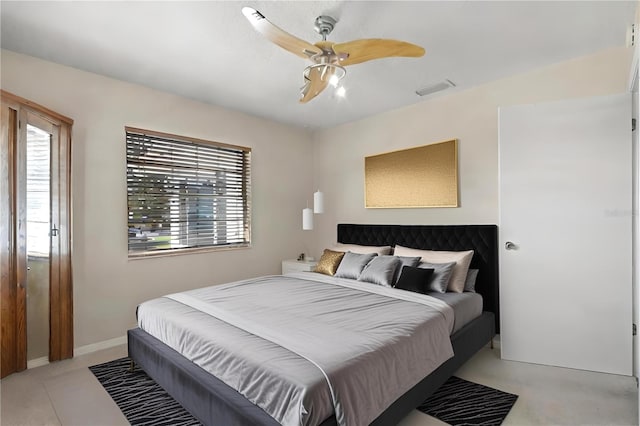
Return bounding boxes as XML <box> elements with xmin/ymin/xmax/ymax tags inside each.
<box><xmin>241</xmin><ymin>7</ymin><xmax>426</xmax><ymax>103</ymax></box>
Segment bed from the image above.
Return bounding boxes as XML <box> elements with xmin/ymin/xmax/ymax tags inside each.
<box><xmin>127</xmin><ymin>224</ymin><xmax>499</xmax><ymax>425</ymax></box>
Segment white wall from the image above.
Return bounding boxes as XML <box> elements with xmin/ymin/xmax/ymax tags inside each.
<box><xmin>310</xmin><ymin>47</ymin><xmax>633</xmax><ymax>257</ymax></box>
<box><xmin>1</xmin><ymin>50</ymin><xmax>314</xmax><ymax>349</ymax></box>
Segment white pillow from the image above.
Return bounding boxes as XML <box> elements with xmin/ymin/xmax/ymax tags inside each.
<box><xmin>332</xmin><ymin>243</ymin><xmax>392</xmax><ymax>256</ymax></box>
<box><xmin>393</xmin><ymin>245</ymin><xmax>474</xmax><ymax>293</ymax></box>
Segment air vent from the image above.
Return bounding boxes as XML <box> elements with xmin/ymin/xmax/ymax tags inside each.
<box><xmin>416</xmin><ymin>79</ymin><xmax>456</xmax><ymax>97</ymax></box>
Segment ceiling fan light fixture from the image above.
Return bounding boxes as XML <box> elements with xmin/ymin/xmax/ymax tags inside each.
<box><xmin>303</xmin><ymin>63</ymin><xmax>346</xmax><ymax>84</ymax></box>
<box><xmin>336</xmin><ymin>86</ymin><xmax>346</xmax><ymax>97</ymax></box>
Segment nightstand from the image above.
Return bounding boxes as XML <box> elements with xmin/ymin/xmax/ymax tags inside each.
<box><xmin>281</xmin><ymin>259</ymin><xmax>317</xmax><ymax>274</ymax></box>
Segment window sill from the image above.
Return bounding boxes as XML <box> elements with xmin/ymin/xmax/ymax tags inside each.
<box><xmin>127</xmin><ymin>243</ymin><xmax>251</xmax><ymax>260</ymax></box>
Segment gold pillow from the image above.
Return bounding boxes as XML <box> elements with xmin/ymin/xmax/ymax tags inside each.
<box><xmin>314</xmin><ymin>249</ymin><xmax>345</xmax><ymax>276</ymax></box>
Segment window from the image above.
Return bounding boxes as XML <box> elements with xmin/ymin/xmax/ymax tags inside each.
<box><xmin>26</xmin><ymin>124</ymin><xmax>51</xmax><ymax>257</ymax></box>
<box><xmin>126</xmin><ymin>127</ymin><xmax>251</xmax><ymax>257</ymax></box>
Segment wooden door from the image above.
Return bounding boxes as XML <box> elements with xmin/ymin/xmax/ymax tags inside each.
<box><xmin>499</xmin><ymin>93</ymin><xmax>632</xmax><ymax>375</ymax></box>
<box><xmin>0</xmin><ymin>91</ymin><xmax>73</xmax><ymax>378</ymax></box>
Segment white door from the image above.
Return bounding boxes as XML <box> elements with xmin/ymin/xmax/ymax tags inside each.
<box><xmin>499</xmin><ymin>93</ymin><xmax>632</xmax><ymax>376</ymax></box>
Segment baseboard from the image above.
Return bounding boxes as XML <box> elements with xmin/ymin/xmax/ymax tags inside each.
<box><xmin>27</xmin><ymin>356</ymin><xmax>50</xmax><ymax>369</ymax></box>
<box><xmin>74</xmin><ymin>335</ymin><xmax>127</xmax><ymax>357</ymax></box>
<box><xmin>492</xmin><ymin>333</ymin><xmax>501</xmax><ymax>349</ymax></box>
<box><xmin>26</xmin><ymin>335</ymin><xmax>127</xmax><ymax>370</ymax></box>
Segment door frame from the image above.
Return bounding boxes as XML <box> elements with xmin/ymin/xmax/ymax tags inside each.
<box><xmin>628</xmin><ymin>16</ymin><xmax>640</xmax><ymax>421</ymax></box>
<box><xmin>0</xmin><ymin>90</ymin><xmax>73</xmax><ymax>377</ymax></box>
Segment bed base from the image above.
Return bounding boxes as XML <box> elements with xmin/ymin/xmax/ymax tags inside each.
<box><xmin>127</xmin><ymin>311</ymin><xmax>494</xmax><ymax>426</ymax></box>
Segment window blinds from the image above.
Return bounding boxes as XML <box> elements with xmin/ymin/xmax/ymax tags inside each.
<box><xmin>126</xmin><ymin>128</ymin><xmax>251</xmax><ymax>255</ymax></box>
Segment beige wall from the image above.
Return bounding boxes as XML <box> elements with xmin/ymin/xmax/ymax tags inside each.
<box><xmin>310</xmin><ymin>47</ymin><xmax>633</xmax><ymax>257</ymax></box>
<box><xmin>1</xmin><ymin>45</ymin><xmax>633</xmax><ymax>352</ymax></box>
<box><xmin>1</xmin><ymin>50</ymin><xmax>314</xmax><ymax>349</ymax></box>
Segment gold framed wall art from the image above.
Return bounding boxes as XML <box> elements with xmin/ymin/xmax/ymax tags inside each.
<box><xmin>364</xmin><ymin>139</ymin><xmax>458</xmax><ymax>208</ymax></box>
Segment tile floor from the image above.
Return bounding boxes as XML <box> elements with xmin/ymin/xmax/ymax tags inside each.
<box><xmin>1</xmin><ymin>342</ymin><xmax>637</xmax><ymax>425</ymax></box>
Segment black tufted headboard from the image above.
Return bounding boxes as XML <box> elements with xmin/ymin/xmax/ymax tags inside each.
<box><xmin>337</xmin><ymin>224</ymin><xmax>499</xmax><ymax>332</ymax></box>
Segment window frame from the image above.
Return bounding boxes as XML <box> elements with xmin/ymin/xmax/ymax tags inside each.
<box><xmin>125</xmin><ymin>126</ymin><xmax>252</xmax><ymax>259</ymax></box>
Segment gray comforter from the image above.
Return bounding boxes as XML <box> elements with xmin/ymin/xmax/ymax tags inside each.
<box><xmin>137</xmin><ymin>273</ymin><xmax>454</xmax><ymax>426</ymax></box>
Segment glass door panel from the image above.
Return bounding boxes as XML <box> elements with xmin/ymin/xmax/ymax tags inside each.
<box><xmin>25</xmin><ymin>124</ymin><xmax>50</xmax><ymax>362</ymax></box>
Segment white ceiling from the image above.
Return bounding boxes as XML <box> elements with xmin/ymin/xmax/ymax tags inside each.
<box><xmin>1</xmin><ymin>1</ymin><xmax>636</xmax><ymax>130</ymax></box>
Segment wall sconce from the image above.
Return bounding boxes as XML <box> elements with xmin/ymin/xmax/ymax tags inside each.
<box><xmin>302</xmin><ymin>190</ymin><xmax>324</xmax><ymax>230</ymax></box>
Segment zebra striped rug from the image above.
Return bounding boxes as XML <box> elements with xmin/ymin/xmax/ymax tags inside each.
<box><xmin>418</xmin><ymin>375</ymin><xmax>518</xmax><ymax>426</ymax></box>
<box><xmin>89</xmin><ymin>358</ymin><xmax>199</xmax><ymax>425</ymax></box>
<box><xmin>90</xmin><ymin>358</ymin><xmax>517</xmax><ymax>426</ymax></box>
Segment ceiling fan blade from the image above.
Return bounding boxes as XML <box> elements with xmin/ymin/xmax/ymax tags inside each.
<box><xmin>332</xmin><ymin>39</ymin><xmax>425</xmax><ymax>66</ymax></box>
<box><xmin>242</xmin><ymin>7</ymin><xmax>322</xmax><ymax>59</ymax></box>
<box><xmin>300</xmin><ymin>66</ymin><xmax>333</xmax><ymax>103</ymax></box>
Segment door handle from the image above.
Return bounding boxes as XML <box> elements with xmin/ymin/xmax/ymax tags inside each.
<box><xmin>505</xmin><ymin>241</ymin><xmax>517</xmax><ymax>250</ymax></box>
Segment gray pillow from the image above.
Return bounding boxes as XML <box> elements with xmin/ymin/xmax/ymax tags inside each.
<box><xmin>358</xmin><ymin>255</ymin><xmax>402</xmax><ymax>287</ymax></box>
<box><xmin>335</xmin><ymin>252</ymin><xmax>377</xmax><ymax>280</ymax></box>
<box><xmin>464</xmin><ymin>269</ymin><xmax>479</xmax><ymax>292</ymax></box>
<box><xmin>393</xmin><ymin>256</ymin><xmax>422</xmax><ymax>284</ymax></box>
<box><xmin>419</xmin><ymin>261</ymin><xmax>456</xmax><ymax>293</ymax></box>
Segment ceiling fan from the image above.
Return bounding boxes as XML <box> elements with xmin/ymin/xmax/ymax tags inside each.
<box><xmin>241</xmin><ymin>7</ymin><xmax>425</xmax><ymax>103</ymax></box>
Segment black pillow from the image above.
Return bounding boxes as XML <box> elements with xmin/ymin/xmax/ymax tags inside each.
<box><xmin>395</xmin><ymin>266</ymin><xmax>435</xmax><ymax>294</ymax></box>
